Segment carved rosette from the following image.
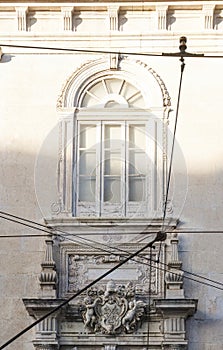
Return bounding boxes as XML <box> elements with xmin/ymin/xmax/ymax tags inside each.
<box><xmin>82</xmin><ymin>281</ymin><xmax>145</xmax><ymax>334</ymax></box>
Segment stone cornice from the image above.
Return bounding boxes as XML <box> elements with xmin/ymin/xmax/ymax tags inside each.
<box><xmin>0</xmin><ymin>1</ymin><xmax>222</xmax><ymax>8</ymax></box>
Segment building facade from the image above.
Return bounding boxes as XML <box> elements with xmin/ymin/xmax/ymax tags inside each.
<box><xmin>1</xmin><ymin>1</ymin><xmax>223</xmax><ymax>349</ymax></box>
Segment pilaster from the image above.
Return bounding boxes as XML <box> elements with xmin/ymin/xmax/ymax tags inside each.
<box><xmin>162</xmin><ymin>345</ymin><xmax>187</xmax><ymax>350</ymax></box>
<box><xmin>104</xmin><ymin>346</ymin><xmax>117</xmax><ymax>350</ymax></box>
<box><xmin>34</xmin><ymin>346</ymin><xmax>58</xmax><ymax>350</ymax></box>
<box><xmin>39</xmin><ymin>239</ymin><xmax>57</xmax><ymax>298</ymax></box>
<box><xmin>165</xmin><ymin>233</ymin><xmax>184</xmax><ymax>299</ymax></box>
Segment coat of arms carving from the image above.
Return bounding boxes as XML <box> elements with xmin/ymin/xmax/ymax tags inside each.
<box><xmin>82</xmin><ymin>281</ymin><xmax>145</xmax><ymax>334</ymax></box>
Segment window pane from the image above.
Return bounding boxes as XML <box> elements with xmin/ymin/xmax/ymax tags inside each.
<box><xmin>79</xmin><ymin>125</ymin><xmax>96</xmax><ymax>149</ymax></box>
<box><xmin>129</xmin><ymin>150</ymin><xmax>147</xmax><ymax>175</ymax></box>
<box><xmin>129</xmin><ymin>177</ymin><xmax>145</xmax><ymax>201</ymax></box>
<box><xmin>104</xmin><ymin>151</ymin><xmax>121</xmax><ymax>175</ymax></box>
<box><xmin>79</xmin><ymin>177</ymin><xmax>96</xmax><ymax>202</ymax></box>
<box><xmin>104</xmin><ymin>177</ymin><xmax>121</xmax><ymax>203</ymax></box>
<box><xmin>89</xmin><ymin>81</ymin><xmax>106</xmax><ymax>99</ymax></box>
<box><xmin>104</xmin><ymin>125</ymin><xmax>121</xmax><ymax>148</ymax></box>
<box><xmin>120</xmin><ymin>81</ymin><xmax>138</xmax><ymax>100</ymax></box>
<box><xmin>129</xmin><ymin>124</ymin><xmax>146</xmax><ymax>149</ymax></box>
<box><xmin>129</xmin><ymin>94</ymin><xmax>145</xmax><ymax>108</ymax></box>
<box><xmin>104</xmin><ymin>78</ymin><xmax>123</xmax><ymax>94</ymax></box>
<box><xmin>79</xmin><ymin>151</ymin><xmax>96</xmax><ymax>175</ymax></box>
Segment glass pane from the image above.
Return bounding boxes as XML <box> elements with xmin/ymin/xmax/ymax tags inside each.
<box><xmin>104</xmin><ymin>78</ymin><xmax>123</xmax><ymax>94</ymax></box>
<box><xmin>129</xmin><ymin>124</ymin><xmax>146</xmax><ymax>149</ymax></box>
<box><xmin>129</xmin><ymin>150</ymin><xmax>147</xmax><ymax>175</ymax></box>
<box><xmin>79</xmin><ymin>177</ymin><xmax>96</xmax><ymax>202</ymax></box>
<box><xmin>89</xmin><ymin>81</ymin><xmax>106</xmax><ymax>99</ymax></box>
<box><xmin>104</xmin><ymin>151</ymin><xmax>121</xmax><ymax>175</ymax></box>
<box><xmin>129</xmin><ymin>177</ymin><xmax>145</xmax><ymax>201</ymax></box>
<box><xmin>81</xmin><ymin>93</ymin><xmax>99</xmax><ymax>108</ymax></box>
<box><xmin>79</xmin><ymin>125</ymin><xmax>96</xmax><ymax>149</ymax></box>
<box><xmin>104</xmin><ymin>177</ymin><xmax>121</xmax><ymax>203</ymax></box>
<box><xmin>120</xmin><ymin>81</ymin><xmax>138</xmax><ymax>101</ymax></box>
<box><xmin>129</xmin><ymin>94</ymin><xmax>145</xmax><ymax>108</ymax></box>
<box><xmin>79</xmin><ymin>151</ymin><xmax>96</xmax><ymax>175</ymax></box>
<box><xmin>104</xmin><ymin>125</ymin><xmax>121</xmax><ymax>148</ymax></box>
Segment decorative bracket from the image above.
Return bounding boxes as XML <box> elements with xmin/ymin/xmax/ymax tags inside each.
<box><xmin>156</xmin><ymin>5</ymin><xmax>168</xmax><ymax>30</ymax></box>
<box><xmin>203</xmin><ymin>4</ymin><xmax>215</xmax><ymax>30</ymax></box>
<box><xmin>61</xmin><ymin>6</ymin><xmax>74</xmax><ymax>31</ymax></box>
<box><xmin>16</xmin><ymin>6</ymin><xmax>28</xmax><ymax>31</ymax></box>
<box><xmin>107</xmin><ymin>6</ymin><xmax>119</xmax><ymax>31</ymax></box>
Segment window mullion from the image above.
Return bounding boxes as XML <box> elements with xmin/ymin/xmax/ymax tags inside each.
<box><xmin>124</xmin><ymin>122</ymin><xmax>129</xmax><ymax>216</ymax></box>
<box><xmin>148</xmin><ymin>118</ymin><xmax>157</xmax><ymax>214</ymax></box>
<box><xmin>146</xmin><ymin>120</ymin><xmax>152</xmax><ymax>215</ymax></box>
<box><xmin>76</xmin><ymin>122</ymin><xmax>81</xmax><ymax>216</ymax></box>
<box><xmin>96</xmin><ymin>122</ymin><xmax>102</xmax><ymax>216</ymax></box>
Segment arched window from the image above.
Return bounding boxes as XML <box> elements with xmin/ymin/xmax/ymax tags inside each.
<box><xmin>56</xmin><ymin>58</ymin><xmax>171</xmax><ymax>218</ymax></box>
<box><xmin>80</xmin><ymin>77</ymin><xmax>144</xmax><ymax>108</ymax></box>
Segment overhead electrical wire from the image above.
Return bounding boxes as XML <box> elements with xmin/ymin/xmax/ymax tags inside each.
<box><xmin>0</xmin><ymin>237</ymin><xmax>159</xmax><ymax>350</ymax></box>
<box><xmin>154</xmin><ymin>37</ymin><xmax>187</xmax><ymax>267</ymax></box>
<box><xmin>1</xmin><ymin>42</ymin><xmax>223</xmax><ymax>59</ymax></box>
<box><xmin>162</xmin><ymin>57</ymin><xmax>185</xmax><ymax>229</ymax></box>
<box><xmin>1</xmin><ymin>215</ymin><xmax>223</xmax><ymax>349</ymax></box>
<box><xmin>1</xmin><ymin>37</ymin><xmax>223</xmax><ymax>348</ymax></box>
<box><xmin>0</xmin><ymin>37</ymin><xmax>222</xmax><ymax>295</ymax></box>
<box><xmin>1</xmin><ymin>210</ymin><xmax>223</xmax><ymax>289</ymax></box>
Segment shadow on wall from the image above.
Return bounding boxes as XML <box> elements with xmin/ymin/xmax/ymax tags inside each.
<box><xmin>1</xmin><ymin>144</ymin><xmax>223</xmax><ymax>348</ymax></box>
<box><xmin>0</xmin><ymin>54</ymin><xmax>14</xmax><ymax>63</ymax></box>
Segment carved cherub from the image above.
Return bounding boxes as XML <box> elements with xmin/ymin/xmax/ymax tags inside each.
<box><xmin>122</xmin><ymin>299</ymin><xmax>145</xmax><ymax>332</ymax></box>
<box><xmin>83</xmin><ymin>296</ymin><xmax>98</xmax><ymax>329</ymax></box>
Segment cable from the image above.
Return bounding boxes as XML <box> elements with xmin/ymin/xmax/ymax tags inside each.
<box><xmin>2</xmin><ymin>42</ymin><xmax>223</xmax><ymax>59</ymax></box>
<box><xmin>0</xmin><ymin>43</ymin><xmax>163</xmax><ymax>57</ymax></box>
<box><xmin>3</xmin><ymin>229</ymin><xmax>223</xmax><ymax>236</ymax></box>
<box><xmin>0</xmin><ymin>238</ymin><xmax>156</xmax><ymax>349</ymax></box>
<box><xmin>1</xmin><ymin>215</ymin><xmax>223</xmax><ymax>348</ymax></box>
<box><xmin>0</xmin><ymin>234</ymin><xmax>50</xmax><ymax>238</ymax></box>
<box><xmin>146</xmin><ymin>246</ymin><xmax>152</xmax><ymax>349</ymax></box>
<box><xmin>162</xmin><ymin>57</ymin><xmax>185</xmax><ymax>230</ymax></box>
<box><xmin>154</xmin><ymin>49</ymin><xmax>186</xmax><ymax>263</ymax></box>
<box><xmin>1</xmin><ymin>240</ymin><xmax>223</xmax><ymax>349</ymax></box>
<box><xmin>1</xmin><ymin>210</ymin><xmax>223</xmax><ymax>288</ymax></box>
<box><xmin>0</xmin><ymin>214</ymin><xmax>53</xmax><ymax>235</ymax></box>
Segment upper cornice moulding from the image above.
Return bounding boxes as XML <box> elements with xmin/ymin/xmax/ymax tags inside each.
<box><xmin>0</xmin><ymin>1</ymin><xmax>222</xmax><ymax>4</ymax></box>
<box><xmin>1</xmin><ymin>1</ymin><xmax>223</xmax><ymax>11</ymax></box>
<box><xmin>0</xmin><ymin>0</ymin><xmax>222</xmax><ymax>2</ymax></box>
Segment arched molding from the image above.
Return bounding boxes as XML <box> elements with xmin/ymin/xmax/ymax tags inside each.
<box><xmin>56</xmin><ymin>57</ymin><xmax>171</xmax><ymax>110</ymax></box>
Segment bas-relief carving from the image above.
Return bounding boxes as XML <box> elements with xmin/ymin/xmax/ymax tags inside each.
<box><xmin>66</xmin><ymin>247</ymin><xmax>164</xmax><ymax>297</ymax></box>
<box><xmin>82</xmin><ymin>281</ymin><xmax>145</xmax><ymax>334</ymax></box>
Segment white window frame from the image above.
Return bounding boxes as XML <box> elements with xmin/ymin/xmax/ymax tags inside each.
<box><xmin>73</xmin><ymin>108</ymin><xmax>159</xmax><ymax>218</ymax></box>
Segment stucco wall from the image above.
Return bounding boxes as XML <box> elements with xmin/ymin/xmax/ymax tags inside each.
<box><xmin>1</xmin><ymin>2</ymin><xmax>223</xmax><ymax>349</ymax></box>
